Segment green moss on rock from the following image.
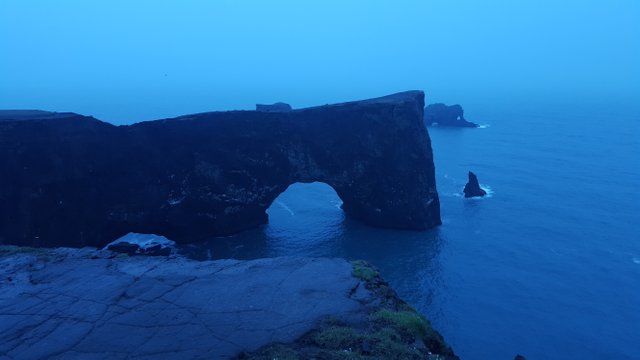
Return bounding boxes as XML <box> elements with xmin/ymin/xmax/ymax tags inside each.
<box><xmin>351</xmin><ymin>260</ymin><xmax>379</xmax><ymax>282</ymax></box>
<box><xmin>371</xmin><ymin>309</ymin><xmax>431</xmax><ymax>338</ymax></box>
<box><xmin>237</xmin><ymin>260</ymin><xmax>458</xmax><ymax>360</ymax></box>
<box><xmin>314</xmin><ymin>326</ymin><xmax>361</xmax><ymax>349</ymax></box>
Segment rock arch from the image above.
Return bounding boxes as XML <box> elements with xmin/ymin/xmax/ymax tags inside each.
<box><xmin>266</xmin><ymin>182</ymin><xmax>343</xmax><ymax>215</ymax></box>
<box><xmin>0</xmin><ymin>91</ymin><xmax>441</xmax><ymax>248</ymax></box>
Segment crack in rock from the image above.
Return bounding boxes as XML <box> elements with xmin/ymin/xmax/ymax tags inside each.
<box><xmin>0</xmin><ymin>251</ymin><xmax>375</xmax><ymax>359</ymax></box>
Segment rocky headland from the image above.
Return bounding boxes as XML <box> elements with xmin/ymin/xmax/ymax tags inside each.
<box><xmin>0</xmin><ymin>91</ymin><xmax>440</xmax><ymax>249</ymax></box>
<box><xmin>0</xmin><ymin>246</ymin><xmax>457</xmax><ymax>360</ymax></box>
<box><xmin>0</xmin><ymin>91</ymin><xmax>455</xmax><ymax>359</ymax></box>
<box><xmin>424</xmin><ymin>103</ymin><xmax>478</xmax><ymax>127</ymax></box>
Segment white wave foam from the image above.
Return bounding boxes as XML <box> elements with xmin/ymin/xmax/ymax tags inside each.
<box><xmin>481</xmin><ymin>185</ymin><xmax>494</xmax><ymax>197</ymax></box>
<box><xmin>275</xmin><ymin>200</ymin><xmax>295</xmax><ymax>216</ymax></box>
<box><xmin>477</xmin><ymin>124</ymin><xmax>491</xmax><ymax>129</ymax></box>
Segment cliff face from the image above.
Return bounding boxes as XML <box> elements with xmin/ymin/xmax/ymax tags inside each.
<box><xmin>0</xmin><ymin>91</ymin><xmax>440</xmax><ymax>248</ymax></box>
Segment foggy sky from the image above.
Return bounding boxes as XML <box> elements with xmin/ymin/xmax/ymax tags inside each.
<box><xmin>1</xmin><ymin>0</ymin><xmax>638</xmax><ymax>124</ymax></box>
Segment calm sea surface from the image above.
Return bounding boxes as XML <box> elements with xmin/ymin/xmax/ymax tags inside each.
<box><xmin>180</xmin><ymin>105</ymin><xmax>640</xmax><ymax>360</ymax></box>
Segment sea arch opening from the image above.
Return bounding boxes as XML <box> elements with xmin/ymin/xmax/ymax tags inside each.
<box><xmin>264</xmin><ymin>182</ymin><xmax>346</xmax><ymax>243</ymax></box>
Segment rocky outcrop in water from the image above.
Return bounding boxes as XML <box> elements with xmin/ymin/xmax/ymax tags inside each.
<box><xmin>463</xmin><ymin>171</ymin><xmax>487</xmax><ymax>198</ymax></box>
<box><xmin>424</xmin><ymin>103</ymin><xmax>478</xmax><ymax>127</ymax></box>
<box><xmin>255</xmin><ymin>102</ymin><xmax>292</xmax><ymax>112</ymax></box>
<box><xmin>0</xmin><ymin>91</ymin><xmax>440</xmax><ymax>248</ymax></box>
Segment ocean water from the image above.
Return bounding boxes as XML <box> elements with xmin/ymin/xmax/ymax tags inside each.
<box><xmin>180</xmin><ymin>104</ymin><xmax>640</xmax><ymax>359</ymax></box>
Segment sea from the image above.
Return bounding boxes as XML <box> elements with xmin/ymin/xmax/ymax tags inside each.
<box><xmin>180</xmin><ymin>102</ymin><xmax>640</xmax><ymax>360</ymax></box>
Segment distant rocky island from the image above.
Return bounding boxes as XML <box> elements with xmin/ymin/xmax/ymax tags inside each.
<box><xmin>255</xmin><ymin>102</ymin><xmax>292</xmax><ymax>112</ymax></box>
<box><xmin>0</xmin><ymin>91</ymin><xmax>440</xmax><ymax>249</ymax></box>
<box><xmin>424</xmin><ymin>103</ymin><xmax>478</xmax><ymax>127</ymax></box>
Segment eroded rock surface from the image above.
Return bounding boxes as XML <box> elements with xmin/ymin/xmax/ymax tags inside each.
<box><xmin>0</xmin><ymin>91</ymin><xmax>440</xmax><ymax>248</ymax></box>
<box><xmin>0</xmin><ymin>249</ymin><xmax>374</xmax><ymax>359</ymax></box>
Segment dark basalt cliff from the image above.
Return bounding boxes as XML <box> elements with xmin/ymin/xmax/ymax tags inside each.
<box><xmin>0</xmin><ymin>91</ymin><xmax>440</xmax><ymax>248</ymax></box>
<box><xmin>424</xmin><ymin>103</ymin><xmax>478</xmax><ymax>127</ymax></box>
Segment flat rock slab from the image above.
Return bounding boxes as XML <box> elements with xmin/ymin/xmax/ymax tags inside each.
<box><xmin>0</xmin><ymin>249</ymin><xmax>373</xmax><ymax>359</ymax></box>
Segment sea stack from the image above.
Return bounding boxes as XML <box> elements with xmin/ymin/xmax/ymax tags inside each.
<box><xmin>255</xmin><ymin>102</ymin><xmax>292</xmax><ymax>112</ymax></box>
<box><xmin>463</xmin><ymin>171</ymin><xmax>487</xmax><ymax>198</ymax></box>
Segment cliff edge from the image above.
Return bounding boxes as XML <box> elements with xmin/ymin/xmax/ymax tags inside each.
<box><xmin>0</xmin><ymin>247</ymin><xmax>457</xmax><ymax>359</ymax></box>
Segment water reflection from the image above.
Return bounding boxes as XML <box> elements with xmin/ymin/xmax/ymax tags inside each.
<box><xmin>178</xmin><ymin>181</ymin><xmax>445</xmax><ymax>314</ymax></box>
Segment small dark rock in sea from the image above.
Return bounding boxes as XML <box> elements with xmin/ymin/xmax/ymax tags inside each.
<box><xmin>424</xmin><ymin>103</ymin><xmax>478</xmax><ymax>127</ymax></box>
<box><xmin>514</xmin><ymin>355</ymin><xmax>527</xmax><ymax>360</ymax></box>
<box><xmin>255</xmin><ymin>102</ymin><xmax>292</xmax><ymax>112</ymax></box>
<box><xmin>463</xmin><ymin>171</ymin><xmax>487</xmax><ymax>198</ymax></box>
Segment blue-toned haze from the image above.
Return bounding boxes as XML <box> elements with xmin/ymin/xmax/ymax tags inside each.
<box><xmin>2</xmin><ymin>1</ymin><xmax>640</xmax><ymax>360</ymax></box>
<box><xmin>1</xmin><ymin>1</ymin><xmax>638</xmax><ymax>122</ymax></box>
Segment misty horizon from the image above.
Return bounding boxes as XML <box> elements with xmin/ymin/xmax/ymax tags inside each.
<box><xmin>1</xmin><ymin>1</ymin><xmax>639</xmax><ymax>124</ymax></box>
<box><xmin>1</xmin><ymin>2</ymin><xmax>639</xmax><ymax>359</ymax></box>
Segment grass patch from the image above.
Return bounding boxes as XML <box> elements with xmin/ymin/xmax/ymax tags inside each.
<box><xmin>313</xmin><ymin>326</ymin><xmax>361</xmax><ymax>350</ymax></box>
<box><xmin>312</xmin><ymin>326</ymin><xmax>424</xmax><ymax>360</ymax></box>
<box><xmin>369</xmin><ymin>327</ymin><xmax>422</xmax><ymax>359</ymax></box>
<box><xmin>371</xmin><ymin>309</ymin><xmax>431</xmax><ymax>339</ymax></box>
<box><xmin>351</xmin><ymin>260</ymin><xmax>379</xmax><ymax>282</ymax></box>
<box><xmin>372</xmin><ymin>309</ymin><xmax>452</xmax><ymax>355</ymax></box>
<box><xmin>237</xmin><ymin>263</ymin><xmax>458</xmax><ymax>360</ymax></box>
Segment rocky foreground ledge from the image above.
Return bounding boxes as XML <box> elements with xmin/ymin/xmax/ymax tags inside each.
<box><xmin>0</xmin><ymin>247</ymin><xmax>457</xmax><ymax>360</ymax></box>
